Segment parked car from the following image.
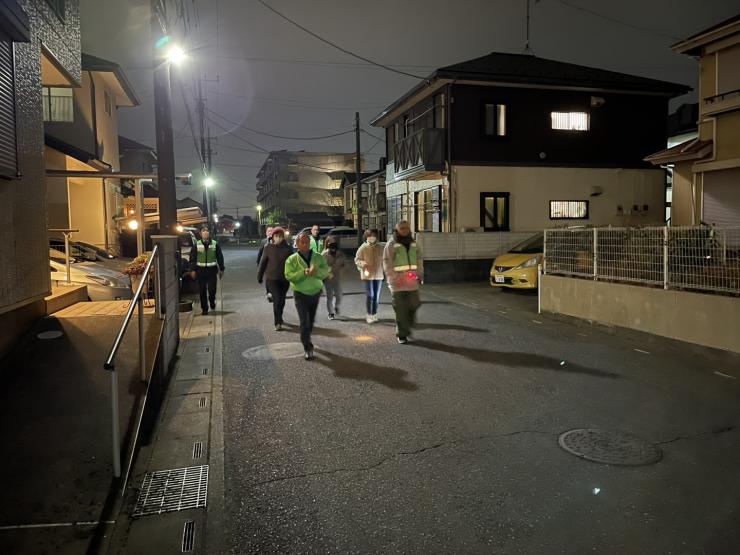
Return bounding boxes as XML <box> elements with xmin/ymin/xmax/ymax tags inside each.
<box><xmin>49</xmin><ymin>239</ymin><xmax>98</xmax><ymax>261</ymax></box>
<box><xmin>178</xmin><ymin>228</ymin><xmax>198</xmax><ymax>283</ymax></box>
<box><xmin>489</xmin><ymin>232</ymin><xmax>544</xmax><ymax>289</ymax></box>
<box><xmin>75</xmin><ymin>241</ymin><xmax>117</xmax><ymax>260</ymax></box>
<box><xmin>326</xmin><ymin>226</ymin><xmax>360</xmax><ymax>250</ymax></box>
<box><xmin>292</xmin><ymin>226</ymin><xmax>333</xmax><ymax>249</ymax></box>
<box><xmin>50</xmin><ymin>250</ymin><xmax>133</xmax><ymax>301</ymax></box>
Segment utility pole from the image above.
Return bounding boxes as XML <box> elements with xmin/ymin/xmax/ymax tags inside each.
<box><xmin>196</xmin><ymin>77</ymin><xmax>210</xmax><ymax>228</ymax></box>
<box><xmin>355</xmin><ymin>111</ymin><xmax>363</xmax><ymax>237</ymax></box>
<box><xmin>151</xmin><ymin>0</ymin><xmax>178</xmax><ymax>235</ymax></box>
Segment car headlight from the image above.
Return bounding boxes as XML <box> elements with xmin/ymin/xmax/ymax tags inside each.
<box><xmin>516</xmin><ymin>257</ymin><xmax>540</xmax><ymax>269</ymax></box>
<box><xmin>88</xmin><ymin>275</ymin><xmax>114</xmax><ymax>286</ymax></box>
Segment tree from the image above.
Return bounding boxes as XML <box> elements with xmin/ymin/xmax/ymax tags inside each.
<box><xmin>263</xmin><ymin>209</ymin><xmax>286</xmax><ymax>225</ymax></box>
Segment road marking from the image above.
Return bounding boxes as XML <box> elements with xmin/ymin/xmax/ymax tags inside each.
<box><xmin>0</xmin><ymin>521</ymin><xmax>115</xmax><ymax>530</ymax></box>
<box><xmin>634</xmin><ymin>349</ymin><xmax>651</xmax><ymax>355</ymax></box>
<box><xmin>714</xmin><ymin>371</ymin><xmax>737</xmax><ymax>380</ymax></box>
<box><xmin>531</xmin><ymin>319</ymin><xmax>543</xmax><ymax>324</ymax></box>
<box><xmin>498</xmin><ymin>310</ymin><xmax>507</xmax><ymax>315</ymax></box>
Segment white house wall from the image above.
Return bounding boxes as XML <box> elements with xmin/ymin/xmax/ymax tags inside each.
<box><xmin>453</xmin><ymin>165</ymin><xmax>666</xmax><ymax>231</ymax></box>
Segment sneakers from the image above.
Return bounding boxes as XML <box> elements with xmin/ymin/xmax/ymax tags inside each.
<box><xmin>274</xmin><ymin>323</ymin><xmax>283</xmax><ymax>331</ymax></box>
<box><xmin>328</xmin><ymin>313</ymin><xmax>335</xmax><ymax>321</ymax></box>
<box><xmin>304</xmin><ymin>348</ymin><xmax>314</xmax><ymax>361</ymax></box>
<box><xmin>397</xmin><ymin>337</ymin><xmax>408</xmax><ymax>344</ymax></box>
<box><xmin>366</xmin><ymin>314</ymin><xmax>374</xmax><ymax>324</ymax></box>
<box><xmin>267</xmin><ymin>292</ymin><xmax>273</xmax><ymax>303</ymax></box>
<box><xmin>371</xmin><ymin>314</ymin><xmax>379</xmax><ymax>323</ymax></box>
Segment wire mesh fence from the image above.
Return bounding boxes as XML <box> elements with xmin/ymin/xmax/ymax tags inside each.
<box><xmin>544</xmin><ymin>226</ymin><xmax>740</xmax><ymax>296</ymax></box>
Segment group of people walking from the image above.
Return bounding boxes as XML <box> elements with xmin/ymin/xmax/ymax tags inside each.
<box><xmin>255</xmin><ymin>222</ymin><xmax>423</xmax><ymax>360</ymax></box>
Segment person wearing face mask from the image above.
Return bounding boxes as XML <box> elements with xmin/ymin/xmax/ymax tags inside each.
<box><xmin>355</xmin><ymin>229</ymin><xmax>384</xmax><ymax>324</ymax></box>
<box><xmin>383</xmin><ymin>220</ymin><xmax>423</xmax><ymax>344</ymax></box>
<box><xmin>189</xmin><ymin>225</ymin><xmax>225</xmax><ymax>315</ymax></box>
<box><xmin>321</xmin><ymin>237</ymin><xmax>346</xmax><ymax>320</ymax></box>
<box><xmin>257</xmin><ymin>227</ymin><xmax>292</xmax><ymax>330</ymax></box>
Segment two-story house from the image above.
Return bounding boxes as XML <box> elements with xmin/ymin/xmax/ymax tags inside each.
<box><xmin>45</xmin><ymin>52</ymin><xmax>139</xmax><ymax>254</ymax></box>
<box><xmin>371</xmin><ymin>52</ymin><xmax>690</xmax><ymax>235</ymax></box>
<box><xmin>363</xmin><ymin>167</ymin><xmax>387</xmax><ymax>239</ymax></box>
<box><xmin>0</xmin><ymin>0</ymin><xmax>81</xmax><ymax>358</ymax></box>
<box><xmin>646</xmin><ymin>14</ymin><xmax>740</xmax><ymax>227</ymax></box>
<box><xmin>340</xmin><ymin>170</ymin><xmax>374</xmax><ymax>227</ymax></box>
<box><xmin>256</xmin><ymin>150</ymin><xmax>361</xmax><ymax>229</ymax></box>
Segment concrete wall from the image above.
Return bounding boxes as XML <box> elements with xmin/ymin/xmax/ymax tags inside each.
<box><xmin>454</xmin><ymin>165</ymin><xmax>666</xmax><ymax>232</ymax></box>
<box><xmin>671</xmin><ymin>162</ymin><xmax>696</xmax><ymax>226</ymax></box>
<box><xmin>540</xmin><ymin>274</ymin><xmax>740</xmax><ymax>354</ymax></box>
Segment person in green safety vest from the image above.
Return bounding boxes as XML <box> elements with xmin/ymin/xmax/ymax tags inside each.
<box><xmin>189</xmin><ymin>226</ymin><xmax>225</xmax><ymax>315</ymax></box>
<box><xmin>309</xmin><ymin>224</ymin><xmax>324</xmax><ymax>254</ymax></box>
<box><xmin>285</xmin><ymin>231</ymin><xmax>330</xmax><ymax>360</ymax></box>
<box><xmin>383</xmin><ymin>220</ymin><xmax>423</xmax><ymax>344</ymax></box>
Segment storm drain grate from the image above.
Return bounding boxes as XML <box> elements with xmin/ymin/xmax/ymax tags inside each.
<box><xmin>202</xmin><ymin>368</ymin><xmax>209</xmax><ymax>376</ymax></box>
<box><xmin>132</xmin><ymin>465</ymin><xmax>209</xmax><ymax>516</ymax></box>
<box><xmin>198</xmin><ymin>397</ymin><xmax>207</xmax><ymax>408</ymax></box>
<box><xmin>192</xmin><ymin>442</ymin><xmax>203</xmax><ymax>459</ymax></box>
<box><xmin>182</xmin><ymin>520</ymin><xmax>195</xmax><ymax>552</ymax></box>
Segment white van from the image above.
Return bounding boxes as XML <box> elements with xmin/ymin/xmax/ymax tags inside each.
<box><xmin>326</xmin><ymin>227</ymin><xmax>360</xmax><ymax>250</ymax></box>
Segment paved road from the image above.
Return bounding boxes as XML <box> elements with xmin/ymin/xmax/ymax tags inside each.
<box><xmin>215</xmin><ymin>246</ymin><xmax>740</xmax><ymax>554</ymax></box>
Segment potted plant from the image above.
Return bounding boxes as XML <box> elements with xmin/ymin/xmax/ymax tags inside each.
<box><xmin>122</xmin><ymin>252</ymin><xmax>153</xmax><ymax>295</ymax></box>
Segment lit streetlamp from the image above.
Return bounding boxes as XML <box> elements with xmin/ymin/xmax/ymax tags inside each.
<box><xmin>256</xmin><ymin>204</ymin><xmax>263</xmax><ymax>228</ymax></box>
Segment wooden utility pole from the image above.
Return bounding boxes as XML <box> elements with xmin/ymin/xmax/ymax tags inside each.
<box><xmin>355</xmin><ymin>111</ymin><xmax>363</xmax><ymax>237</ymax></box>
<box><xmin>151</xmin><ymin>0</ymin><xmax>178</xmax><ymax>235</ymax></box>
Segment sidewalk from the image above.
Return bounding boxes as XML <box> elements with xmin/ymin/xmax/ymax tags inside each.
<box><xmin>109</xmin><ymin>295</ymin><xmax>223</xmax><ymax>554</ymax></box>
<box><xmin>0</xmin><ymin>302</ymin><xmax>162</xmax><ymax>554</ymax></box>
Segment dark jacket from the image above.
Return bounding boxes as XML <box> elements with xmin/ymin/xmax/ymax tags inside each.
<box><xmin>256</xmin><ymin>237</ymin><xmax>272</xmax><ymax>266</ymax></box>
<box><xmin>258</xmin><ymin>241</ymin><xmax>293</xmax><ymax>282</ymax></box>
<box><xmin>189</xmin><ymin>240</ymin><xmax>225</xmax><ymax>272</ymax></box>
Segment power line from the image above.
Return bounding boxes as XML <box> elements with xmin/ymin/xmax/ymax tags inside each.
<box><xmin>207</xmin><ymin>107</ymin><xmax>354</xmax><ymax>140</ymax></box>
<box><xmin>206</xmin><ymin>114</ymin><xmax>271</xmax><ymax>153</ymax></box>
<box><xmin>550</xmin><ymin>0</ymin><xmax>681</xmax><ymax>41</ymax></box>
<box><xmin>255</xmin><ymin>0</ymin><xmax>426</xmax><ymax>80</ymax></box>
<box><xmin>361</xmin><ymin>128</ymin><xmax>385</xmax><ymax>142</ymax></box>
<box><xmin>214</xmin><ymin>52</ymin><xmax>437</xmax><ymax>71</ymax></box>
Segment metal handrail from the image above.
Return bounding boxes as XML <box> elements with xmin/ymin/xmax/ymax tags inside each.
<box><xmin>103</xmin><ymin>243</ymin><xmax>159</xmax><ymax>478</ymax></box>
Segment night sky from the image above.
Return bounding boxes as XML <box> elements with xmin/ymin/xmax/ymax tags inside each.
<box><xmin>80</xmin><ymin>0</ymin><xmax>739</xmax><ymax>217</ymax></box>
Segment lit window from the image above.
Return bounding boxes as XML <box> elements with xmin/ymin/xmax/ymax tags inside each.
<box><xmin>484</xmin><ymin>103</ymin><xmax>506</xmax><ymax>136</ymax></box>
<box><xmin>550</xmin><ymin>200</ymin><xmax>589</xmax><ymax>220</ymax></box>
<box><xmin>42</xmin><ymin>87</ymin><xmax>73</xmax><ymax>122</ymax></box>
<box><xmin>551</xmin><ymin>112</ymin><xmax>589</xmax><ymax>131</ymax></box>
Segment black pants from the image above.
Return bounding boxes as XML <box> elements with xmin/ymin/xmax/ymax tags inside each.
<box><xmin>294</xmin><ymin>291</ymin><xmax>320</xmax><ymax>350</ymax></box>
<box><xmin>266</xmin><ymin>279</ymin><xmax>289</xmax><ymax>325</ymax></box>
<box><xmin>197</xmin><ymin>267</ymin><xmax>218</xmax><ymax>311</ymax></box>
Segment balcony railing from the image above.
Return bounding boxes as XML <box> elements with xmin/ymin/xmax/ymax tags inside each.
<box><xmin>393</xmin><ymin>128</ymin><xmax>445</xmax><ymax>180</ymax></box>
<box><xmin>703</xmin><ymin>88</ymin><xmax>740</xmax><ymax>116</ymax></box>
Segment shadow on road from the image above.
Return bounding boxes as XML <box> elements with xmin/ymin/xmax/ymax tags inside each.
<box><xmin>282</xmin><ymin>324</ymin><xmax>348</xmax><ymax>338</ymax></box>
<box><xmin>316</xmin><ymin>351</ymin><xmax>419</xmax><ymax>391</ymax></box>
<box><xmin>410</xmin><ymin>340</ymin><xmax>619</xmax><ymax>379</ymax></box>
<box><xmin>415</xmin><ymin>323</ymin><xmax>489</xmax><ymax>333</ymax></box>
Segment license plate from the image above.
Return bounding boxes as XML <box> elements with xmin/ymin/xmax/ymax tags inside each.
<box><xmin>495</xmin><ymin>275</ymin><xmax>505</xmax><ymax>283</ymax></box>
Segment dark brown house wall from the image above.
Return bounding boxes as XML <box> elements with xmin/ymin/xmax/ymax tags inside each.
<box><xmin>449</xmin><ymin>84</ymin><xmax>668</xmax><ymax>168</ymax></box>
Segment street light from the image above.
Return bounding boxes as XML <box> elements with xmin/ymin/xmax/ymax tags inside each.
<box><xmin>128</xmin><ymin>219</ymin><xmax>139</xmax><ymax>230</ymax></box>
<box><xmin>256</xmin><ymin>204</ymin><xmax>263</xmax><ymax>228</ymax></box>
<box><xmin>166</xmin><ymin>45</ymin><xmax>187</xmax><ymax>66</ymax></box>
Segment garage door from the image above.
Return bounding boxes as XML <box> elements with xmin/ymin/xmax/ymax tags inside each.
<box><xmin>702</xmin><ymin>169</ymin><xmax>740</xmax><ymax>227</ymax></box>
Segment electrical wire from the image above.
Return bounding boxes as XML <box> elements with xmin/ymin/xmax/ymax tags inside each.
<box><xmin>255</xmin><ymin>0</ymin><xmax>426</xmax><ymax>80</ymax></box>
<box><xmin>215</xmin><ymin>52</ymin><xmax>436</xmax><ymax>71</ymax></box>
<box><xmin>361</xmin><ymin>128</ymin><xmax>385</xmax><ymax>142</ymax></box>
<box><xmin>207</xmin><ymin>107</ymin><xmax>354</xmax><ymax>140</ymax></box>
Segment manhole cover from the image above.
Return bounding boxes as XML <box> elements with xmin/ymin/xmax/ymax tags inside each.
<box><xmin>133</xmin><ymin>465</ymin><xmax>208</xmax><ymax>517</ymax></box>
<box><xmin>242</xmin><ymin>342</ymin><xmax>306</xmax><ymax>360</ymax></box>
<box><xmin>558</xmin><ymin>429</ymin><xmax>662</xmax><ymax>466</ymax></box>
<box><xmin>37</xmin><ymin>331</ymin><xmax>63</xmax><ymax>340</ymax></box>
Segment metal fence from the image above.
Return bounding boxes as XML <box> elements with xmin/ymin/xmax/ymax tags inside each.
<box><xmin>544</xmin><ymin>226</ymin><xmax>740</xmax><ymax>296</ymax></box>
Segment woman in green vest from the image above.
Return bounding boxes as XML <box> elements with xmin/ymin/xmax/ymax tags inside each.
<box><xmin>285</xmin><ymin>232</ymin><xmax>330</xmax><ymax>360</ymax></box>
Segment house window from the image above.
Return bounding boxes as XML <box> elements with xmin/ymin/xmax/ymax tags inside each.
<box><xmin>42</xmin><ymin>87</ymin><xmax>74</xmax><ymax>122</ymax></box>
<box><xmin>549</xmin><ymin>200</ymin><xmax>589</xmax><ymax>220</ymax></box>
<box><xmin>484</xmin><ymin>103</ymin><xmax>506</xmax><ymax>136</ymax></box>
<box><xmin>551</xmin><ymin>112</ymin><xmax>589</xmax><ymax>131</ymax></box>
<box><xmin>480</xmin><ymin>192</ymin><xmax>510</xmax><ymax>231</ymax></box>
<box><xmin>415</xmin><ymin>187</ymin><xmax>441</xmax><ymax>232</ymax></box>
<box><xmin>104</xmin><ymin>91</ymin><xmax>112</xmax><ymax>117</ymax></box>
<box><xmin>0</xmin><ymin>40</ymin><xmax>18</xmax><ymax>179</ymax></box>
<box><xmin>46</xmin><ymin>0</ymin><xmax>65</xmax><ymax>20</ymax></box>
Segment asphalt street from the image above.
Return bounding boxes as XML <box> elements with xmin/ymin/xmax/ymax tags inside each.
<box><xmin>214</xmin><ymin>245</ymin><xmax>740</xmax><ymax>555</ymax></box>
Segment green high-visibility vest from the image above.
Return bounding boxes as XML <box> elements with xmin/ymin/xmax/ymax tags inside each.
<box><xmin>196</xmin><ymin>240</ymin><xmax>218</xmax><ymax>267</ymax></box>
<box><xmin>310</xmin><ymin>235</ymin><xmax>323</xmax><ymax>254</ymax></box>
<box><xmin>393</xmin><ymin>242</ymin><xmax>418</xmax><ymax>271</ymax></box>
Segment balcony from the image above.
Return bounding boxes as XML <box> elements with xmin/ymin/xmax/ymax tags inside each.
<box><xmin>393</xmin><ymin>128</ymin><xmax>445</xmax><ymax>181</ymax></box>
<box><xmin>703</xmin><ymin>88</ymin><xmax>740</xmax><ymax>117</ymax></box>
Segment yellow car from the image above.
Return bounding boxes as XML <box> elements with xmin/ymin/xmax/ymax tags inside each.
<box><xmin>490</xmin><ymin>232</ymin><xmax>544</xmax><ymax>289</ymax></box>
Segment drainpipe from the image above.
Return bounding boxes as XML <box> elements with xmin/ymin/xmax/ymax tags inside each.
<box><xmin>446</xmin><ymin>82</ymin><xmax>455</xmax><ymax>232</ymax></box>
<box><xmin>88</xmin><ymin>71</ymin><xmax>100</xmax><ymax>161</ymax></box>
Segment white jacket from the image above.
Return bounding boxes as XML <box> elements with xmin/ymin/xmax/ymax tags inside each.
<box><xmin>354</xmin><ymin>241</ymin><xmax>385</xmax><ymax>280</ymax></box>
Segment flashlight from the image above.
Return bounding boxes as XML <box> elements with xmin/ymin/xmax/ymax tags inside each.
<box><xmin>407</xmin><ymin>272</ymin><xmax>418</xmax><ymax>280</ymax></box>
<box><xmin>364</xmin><ymin>269</ymin><xmax>370</xmax><ymax>277</ymax></box>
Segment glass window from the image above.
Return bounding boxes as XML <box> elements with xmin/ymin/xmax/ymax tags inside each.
<box><xmin>484</xmin><ymin>104</ymin><xmax>506</xmax><ymax>136</ymax></box>
<box><xmin>551</xmin><ymin>112</ymin><xmax>589</xmax><ymax>131</ymax></box>
<box><xmin>42</xmin><ymin>87</ymin><xmax>74</xmax><ymax>122</ymax></box>
<box><xmin>549</xmin><ymin>200</ymin><xmax>589</xmax><ymax>220</ymax></box>
<box><xmin>480</xmin><ymin>193</ymin><xmax>510</xmax><ymax>231</ymax></box>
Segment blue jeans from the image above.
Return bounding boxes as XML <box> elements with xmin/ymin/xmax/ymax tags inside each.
<box><xmin>365</xmin><ymin>279</ymin><xmax>383</xmax><ymax>315</ymax></box>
